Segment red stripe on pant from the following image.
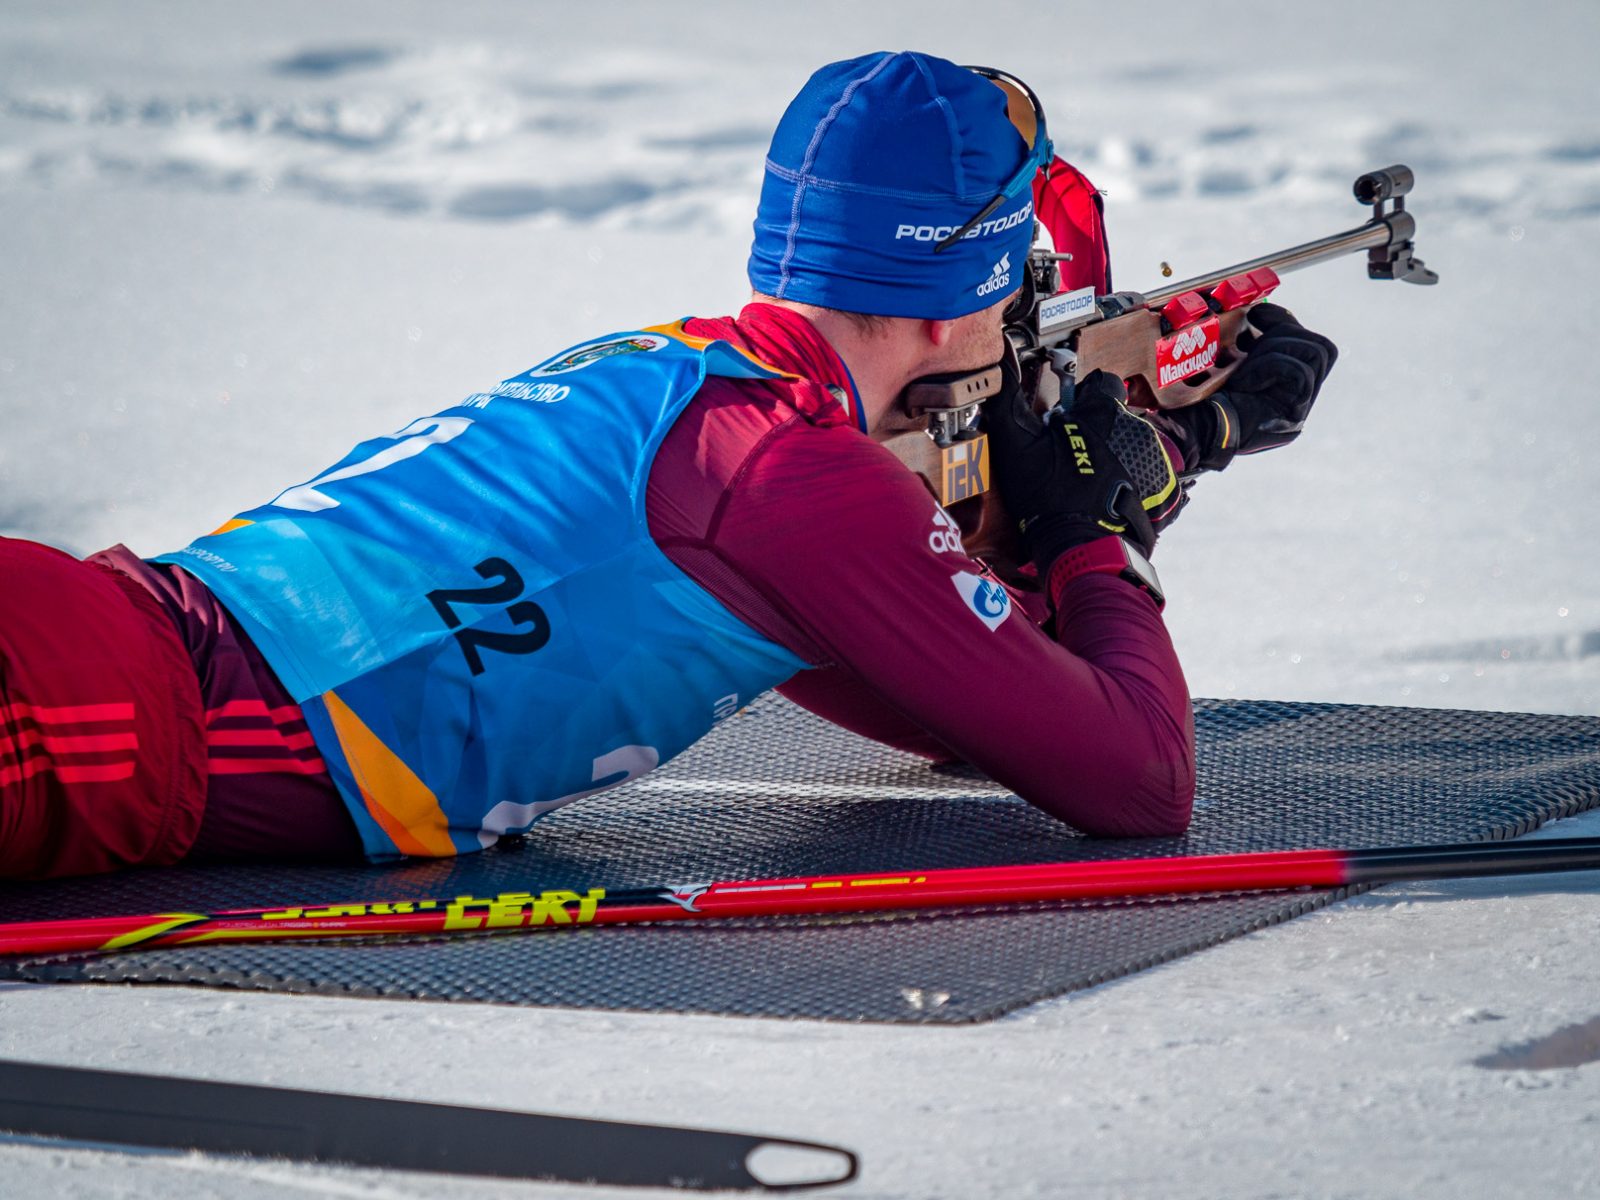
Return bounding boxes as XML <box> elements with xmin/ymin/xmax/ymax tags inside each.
<box><xmin>203</xmin><ymin>699</ymin><xmax>327</xmax><ymax>775</ymax></box>
<box><xmin>206</xmin><ymin>729</ymin><xmax>318</xmax><ymax>751</ymax></box>
<box><xmin>0</xmin><ymin>538</ymin><xmax>207</xmax><ymax>879</ymax></box>
<box><xmin>205</xmin><ymin>700</ymin><xmax>308</xmax><ymax>725</ymax></box>
<box><xmin>1</xmin><ymin>756</ymin><xmax>140</xmax><ymax>788</ymax></box>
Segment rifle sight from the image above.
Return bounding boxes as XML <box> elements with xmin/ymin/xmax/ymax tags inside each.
<box><xmin>1354</xmin><ymin>165</ymin><xmax>1415</xmax><ymax>205</ymax></box>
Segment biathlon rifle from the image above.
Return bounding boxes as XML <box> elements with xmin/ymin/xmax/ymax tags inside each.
<box><xmin>875</xmin><ymin>163</ymin><xmax>1438</xmax><ymax>575</ymax></box>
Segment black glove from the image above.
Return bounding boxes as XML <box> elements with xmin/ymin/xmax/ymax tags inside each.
<box><xmin>985</xmin><ymin>355</ymin><xmax>1186</xmax><ymax>575</ymax></box>
<box><xmin>1152</xmin><ymin>303</ymin><xmax>1338</xmax><ymax>474</ymax></box>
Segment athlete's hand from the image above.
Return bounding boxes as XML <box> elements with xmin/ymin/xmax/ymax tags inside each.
<box><xmin>986</xmin><ymin>355</ymin><xmax>1186</xmax><ymax>575</ymax></box>
<box><xmin>1151</xmin><ymin>303</ymin><xmax>1338</xmax><ymax>474</ymax></box>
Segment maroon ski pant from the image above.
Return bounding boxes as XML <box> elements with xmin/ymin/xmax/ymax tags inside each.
<box><xmin>0</xmin><ymin>538</ymin><xmax>207</xmax><ymax>878</ymax></box>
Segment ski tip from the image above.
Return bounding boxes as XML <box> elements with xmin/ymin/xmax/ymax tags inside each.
<box><xmin>744</xmin><ymin>1139</ymin><xmax>859</xmax><ymax>1190</ymax></box>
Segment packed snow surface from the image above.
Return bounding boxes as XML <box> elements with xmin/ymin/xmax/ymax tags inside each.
<box><xmin>1</xmin><ymin>2</ymin><xmax>1597</xmax><ymax>1196</ymax></box>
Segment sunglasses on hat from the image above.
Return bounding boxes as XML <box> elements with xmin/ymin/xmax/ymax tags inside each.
<box><xmin>933</xmin><ymin>66</ymin><xmax>1053</xmax><ymax>254</ymax></box>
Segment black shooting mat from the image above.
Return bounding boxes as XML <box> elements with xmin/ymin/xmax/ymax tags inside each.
<box><xmin>2</xmin><ymin>697</ymin><xmax>1599</xmax><ymax>1024</ymax></box>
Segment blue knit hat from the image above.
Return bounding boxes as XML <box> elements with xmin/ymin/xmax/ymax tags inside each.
<box><xmin>748</xmin><ymin>51</ymin><xmax>1043</xmax><ymax>320</ymax></box>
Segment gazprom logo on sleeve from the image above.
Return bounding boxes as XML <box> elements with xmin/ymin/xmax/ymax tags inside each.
<box><xmin>950</xmin><ymin>570</ymin><xmax>1012</xmax><ymax>632</ymax></box>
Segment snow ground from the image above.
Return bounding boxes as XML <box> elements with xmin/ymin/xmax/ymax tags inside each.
<box><xmin>1</xmin><ymin>2</ymin><xmax>1598</xmax><ymax>1196</ymax></box>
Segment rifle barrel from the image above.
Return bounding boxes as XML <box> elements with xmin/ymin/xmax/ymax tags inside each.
<box><xmin>1142</xmin><ymin>218</ymin><xmax>1394</xmax><ymax>307</ymax></box>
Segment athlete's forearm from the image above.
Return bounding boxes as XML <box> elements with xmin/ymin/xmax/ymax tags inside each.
<box><xmin>1032</xmin><ymin>572</ymin><xmax>1195</xmax><ymax>836</ymax></box>
<box><xmin>716</xmin><ymin>436</ymin><xmax>1194</xmax><ymax>836</ymax></box>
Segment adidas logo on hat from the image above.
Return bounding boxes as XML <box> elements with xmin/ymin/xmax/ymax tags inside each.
<box><xmin>975</xmin><ymin>252</ymin><xmax>1013</xmax><ymax>298</ymax></box>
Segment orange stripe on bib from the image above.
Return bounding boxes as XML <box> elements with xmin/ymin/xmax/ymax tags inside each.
<box><xmin>321</xmin><ymin>692</ymin><xmax>456</xmax><ymax>857</ymax></box>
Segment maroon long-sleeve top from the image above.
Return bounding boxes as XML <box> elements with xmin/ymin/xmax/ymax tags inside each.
<box><xmin>651</xmin><ymin>303</ymin><xmax>1195</xmax><ymax>837</ymax></box>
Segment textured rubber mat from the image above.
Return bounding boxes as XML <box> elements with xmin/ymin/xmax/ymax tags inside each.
<box><xmin>2</xmin><ymin>697</ymin><xmax>1598</xmax><ymax>1023</ymax></box>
